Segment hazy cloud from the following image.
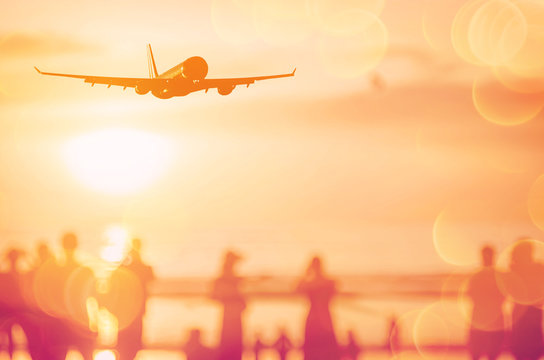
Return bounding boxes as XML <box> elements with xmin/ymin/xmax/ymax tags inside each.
<box><xmin>384</xmin><ymin>43</ymin><xmax>470</xmax><ymax>76</ymax></box>
<box><xmin>0</xmin><ymin>32</ymin><xmax>101</xmax><ymax>58</ymax></box>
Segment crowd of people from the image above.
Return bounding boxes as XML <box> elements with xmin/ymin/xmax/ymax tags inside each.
<box><xmin>0</xmin><ymin>233</ymin><xmax>154</xmax><ymax>360</ymax></box>
<box><xmin>207</xmin><ymin>251</ymin><xmax>362</xmax><ymax>360</ymax></box>
<box><xmin>0</xmin><ymin>232</ymin><xmax>363</xmax><ymax>360</ymax></box>
<box><xmin>466</xmin><ymin>240</ymin><xmax>544</xmax><ymax>360</ymax></box>
<box><xmin>2</xmin><ymin>234</ymin><xmax>544</xmax><ymax>360</ymax></box>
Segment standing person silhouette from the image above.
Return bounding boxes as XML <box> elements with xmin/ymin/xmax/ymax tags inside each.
<box><xmin>507</xmin><ymin>240</ymin><xmax>544</xmax><ymax>360</ymax></box>
<box><xmin>211</xmin><ymin>250</ymin><xmax>246</xmax><ymax>360</ymax></box>
<box><xmin>114</xmin><ymin>238</ymin><xmax>155</xmax><ymax>360</ymax></box>
<box><xmin>272</xmin><ymin>328</ymin><xmax>293</xmax><ymax>360</ymax></box>
<box><xmin>342</xmin><ymin>330</ymin><xmax>361</xmax><ymax>360</ymax></box>
<box><xmin>53</xmin><ymin>233</ymin><xmax>97</xmax><ymax>360</ymax></box>
<box><xmin>23</xmin><ymin>243</ymin><xmax>58</xmax><ymax>360</ymax></box>
<box><xmin>297</xmin><ymin>256</ymin><xmax>340</xmax><ymax>360</ymax></box>
<box><xmin>253</xmin><ymin>333</ymin><xmax>266</xmax><ymax>360</ymax></box>
<box><xmin>28</xmin><ymin>242</ymin><xmax>67</xmax><ymax>360</ymax></box>
<box><xmin>0</xmin><ymin>248</ymin><xmax>25</xmax><ymax>359</ymax></box>
<box><xmin>385</xmin><ymin>315</ymin><xmax>399</xmax><ymax>354</ymax></box>
<box><xmin>182</xmin><ymin>328</ymin><xmax>215</xmax><ymax>360</ymax></box>
<box><xmin>466</xmin><ymin>246</ymin><xmax>505</xmax><ymax>360</ymax></box>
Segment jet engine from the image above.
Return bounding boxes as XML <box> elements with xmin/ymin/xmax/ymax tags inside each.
<box><xmin>180</xmin><ymin>56</ymin><xmax>208</xmax><ymax>80</ymax></box>
<box><xmin>135</xmin><ymin>83</ymin><xmax>150</xmax><ymax>95</ymax></box>
<box><xmin>218</xmin><ymin>85</ymin><xmax>235</xmax><ymax>96</ymax></box>
<box><xmin>152</xmin><ymin>88</ymin><xmax>173</xmax><ymax>99</ymax></box>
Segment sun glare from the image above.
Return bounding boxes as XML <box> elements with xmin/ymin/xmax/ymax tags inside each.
<box><xmin>101</xmin><ymin>225</ymin><xmax>130</xmax><ymax>263</ymax></box>
<box><xmin>94</xmin><ymin>350</ymin><xmax>117</xmax><ymax>360</ymax></box>
<box><xmin>63</xmin><ymin>128</ymin><xmax>172</xmax><ymax>195</ymax></box>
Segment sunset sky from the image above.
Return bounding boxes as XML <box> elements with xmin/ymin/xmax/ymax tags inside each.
<box><xmin>2</xmin><ymin>0</ymin><xmax>544</xmax><ymax>278</ymax></box>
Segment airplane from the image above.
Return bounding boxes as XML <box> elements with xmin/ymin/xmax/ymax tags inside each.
<box><xmin>35</xmin><ymin>44</ymin><xmax>295</xmax><ymax>99</ymax></box>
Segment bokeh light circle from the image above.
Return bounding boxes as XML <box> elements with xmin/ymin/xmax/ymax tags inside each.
<box><xmin>472</xmin><ymin>75</ymin><xmax>544</xmax><ymax>126</ymax></box>
<box><xmin>507</xmin><ymin>0</ymin><xmax>544</xmax><ymax>77</ymax></box>
<box><xmin>64</xmin><ymin>266</ymin><xmax>97</xmax><ymax>326</ymax></box>
<box><xmin>101</xmin><ymin>267</ymin><xmax>145</xmax><ymax>330</ymax></box>
<box><xmin>440</xmin><ymin>272</ymin><xmax>474</xmax><ymax>331</ymax></box>
<box><xmin>390</xmin><ymin>309</ymin><xmax>456</xmax><ymax>359</ymax></box>
<box><xmin>494</xmin><ymin>66</ymin><xmax>544</xmax><ymax>94</ymax></box>
<box><xmin>389</xmin><ymin>310</ymin><xmax>420</xmax><ymax>358</ymax></box>
<box><xmin>422</xmin><ymin>0</ymin><xmax>469</xmax><ymax>53</ymax></box>
<box><xmin>413</xmin><ymin>303</ymin><xmax>454</xmax><ymax>358</ymax></box>
<box><xmin>468</xmin><ymin>0</ymin><xmax>528</xmax><ymax>66</ymax></box>
<box><xmin>433</xmin><ymin>200</ymin><xmax>508</xmax><ymax>267</ymax></box>
<box><xmin>32</xmin><ymin>259</ymin><xmax>66</xmax><ymax>318</ymax></box>
<box><xmin>451</xmin><ymin>0</ymin><xmax>489</xmax><ymax>65</ymax></box>
<box><xmin>507</xmin><ymin>25</ymin><xmax>544</xmax><ymax>78</ymax></box>
<box><xmin>512</xmin><ymin>0</ymin><xmax>544</xmax><ymax>24</ymax></box>
<box><xmin>318</xmin><ymin>9</ymin><xmax>388</xmax><ymax>78</ymax></box>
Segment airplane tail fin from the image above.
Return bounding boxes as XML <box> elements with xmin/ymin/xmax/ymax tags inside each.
<box><xmin>147</xmin><ymin>44</ymin><xmax>159</xmax><ymax>78</ymax></box>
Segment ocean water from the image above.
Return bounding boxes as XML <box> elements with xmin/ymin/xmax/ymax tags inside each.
<box><xmin>141</xmin><ymin>296</ymin><xmax>475</xmax><ymax>358</ymax></box>
<box><xmin>144</xmin><ymin>273</ymin><xmax>471</xmax><ymax>347</ymax></box>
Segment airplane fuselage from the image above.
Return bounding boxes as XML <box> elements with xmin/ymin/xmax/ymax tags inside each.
<box><xmin>135</xmin><ymin>56</ymin><xmax>211</xmax><ymax>99</ymax></box>
<box><xmin>158</xmin><ymin>56</ymin><xmax>208</xmax><ymax>80</ymax></box>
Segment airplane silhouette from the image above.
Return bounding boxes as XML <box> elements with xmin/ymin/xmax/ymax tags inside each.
<box><xmin>35</xmin><ymin>44</ymin><xmax>295</xmax><ymax>99</ymax></box>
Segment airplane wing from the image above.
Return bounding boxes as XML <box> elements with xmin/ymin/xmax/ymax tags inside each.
<box><xmin>34</xmin><ymin>67</ymin><xmax>164</xmax><ymax>88</ymax></box>
<box><xmin>199</xmin><ymin>68</ymin><xmax>296</xmax><ymax>90</ymax></box>
<box><xmin>35</xmin><ymin>66</ymin><xmax>296</xmax><ymax>95</ymax></box>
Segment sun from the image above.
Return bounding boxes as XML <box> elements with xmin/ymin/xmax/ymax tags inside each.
<box><xmin>63</xmin><ymin>128</ymin><xmax>172</xmax><ymax>195</ymax></box>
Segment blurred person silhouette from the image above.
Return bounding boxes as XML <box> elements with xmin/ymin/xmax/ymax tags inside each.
<box><xmin>297</xmin><ymin>256</ymin><xmax>339</xmax><ymax>360</ymax></box>
<box><xmin>272</xmin><ymin>328</ymin><xmax>293</xmax><ymax>360</ymax></box>
<box><xmin>22</xmin><ymin>242</ymin><xmax>59</xmax><ymax>360</ymax></box>
<box><xmin>182</xmin><ymin>328</ymin><xmax>216</xmax><ymax>360</ymax></box>
<box><xmin>506</xmin><ymin>239</ymin><xmax>544</xmax><ymax>360</ymax></box>
<box><xmin>51</xmin><ymin>232</ymin><xmax>97</xmax><ymax>360</ymax></box>
<box><xmin>466</xmin><ymin>246</ymin><xmax>505</xmax><ymax>360</ymax></box>
<box><xmin>211</xmin><ymin>250</ymin><xmax>246</xmax><ymax>360</ymax></box>
<box><xmin>253</xmin><ymin>333</ymin><xmax>266</xmax><ymax>360</ymax></box>
<box><xmin>342</xmin><ymin>330</ymin><xmax>361</xmax><ymax>360</ymax></box>
<box><xmin>36</xmin><ymin>243</ymin><xmax>50</xmax><ymax>264</ymax></box>
<box><xmin>27</xmin><ymin>241</ymin><xmax>70</xmax><ymax>360</ymax></box>
<box><xmin>0</xmin><ymin>248</ymin><xmax>25</xmax><ymax>359</ymax></box>
<box><xmin>111</xmin><ymin>238</ymin><xmax>155</xmax><ymax>360</ymax></box>
<box><xmin>385</xmin><ymin>315</ymin><xmax>399</xmax><ymax>354</ymax></box>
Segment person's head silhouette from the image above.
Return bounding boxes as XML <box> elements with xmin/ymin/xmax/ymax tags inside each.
<box><xmin>61</xmin><ymin>232</ymin><xmax>78</xmax><ymax>262</ymax></box>
<box><xmin>222</xmin><ymin>250</ymin><xmax>243</xmax><ymax>276</ymax></box>
<box><xmin>511</xmin><ymin>239</ymin><xmax>534</xmax><ymax>269</ymax></box>
<box><xmin>36</xmin><ymin>242</ymin><xmax>51</xmax><ymax>263</ymax></box>
<box><xmin>5</xmin><ymin>248</ymin><xmax>24</xmax><ymax>272</ymax></box>
<box><xmin>306</xmin><ymin>256</ymin><xmax>323</xmax><ymax>278</ymax></box>
<box><xmin>188</xmin><ymin>328</ymin><xmax>201</xmax><ymax>342</ymax></box>
<box><xmin>481</xmin><ymin>245</ymin><xmax>495</xmax><ymax>267</ymax></box>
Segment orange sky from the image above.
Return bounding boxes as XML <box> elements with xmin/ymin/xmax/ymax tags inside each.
<box><xmin>1</xmin><ymin>0</ymin><xmax>544</xmax><ymax>277</ymax></box>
